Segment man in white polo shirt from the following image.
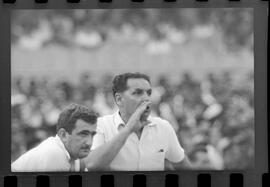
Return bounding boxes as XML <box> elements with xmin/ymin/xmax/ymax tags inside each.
<box><xmin>12</xmin><ymin>103</ymin><xmax>97</xmax><ymax>172</ymax></box>
<box><xmin>84</xmin><ymin>73</ymin><xmax>191</xmax><ymax>171</ymax></box>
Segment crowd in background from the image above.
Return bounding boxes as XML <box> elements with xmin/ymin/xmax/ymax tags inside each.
<box><xmin>11</xmin><ymin>71</ymin><xmax>254</xmax><ymax>169</ymax></box>
<box><xmin>12</xmin><ymin>9</ymin><xmax>253</xmax><ymax>52</ymax></box>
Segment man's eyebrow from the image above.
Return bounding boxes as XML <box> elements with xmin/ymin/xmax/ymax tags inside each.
<box><xmin>78</xmin><ymin>130</ymin><xmax>91</xmax><ymax>134</ymax></box>
<box><xmin>133</xmin><ymin>88</ymin><xmax>151</xmax><ymax>91</ymax></box>
<box><xmin>134</xmin><ymin>88</ymin><xmax>143</xmax><ymax>91</ymax></box>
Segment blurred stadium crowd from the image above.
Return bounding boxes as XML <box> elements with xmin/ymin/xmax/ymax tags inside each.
<box><xmin>11</xmin><ymin>9</ymin><xmax>254</xmax><ymax>170</ymax></box>
<box><xmin>11</xmin><ymin>71</ymin><xmax>254</xmax><ymax>169</ymax></box>
<box><xmin>12</xmin><ymin>9</ymin><xmax>253</xmax><ymax>52</ymax></box>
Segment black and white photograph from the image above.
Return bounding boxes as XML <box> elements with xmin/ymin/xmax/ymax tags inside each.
<box><xmin>11</xmin><ymin>9</ymin><xmax>254</xmax><ymax>172</ymax></box>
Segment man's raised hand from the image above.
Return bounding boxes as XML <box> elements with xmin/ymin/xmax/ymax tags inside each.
<box><xmin>125</xmin><ymin>101</ymin><xmax>151</xmax><ymax>132</ymax></box>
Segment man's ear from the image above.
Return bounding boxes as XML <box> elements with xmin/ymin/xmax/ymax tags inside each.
<box><xmin>58</xmin><ymin>128</ymin><xmax>69</xmax><ymax>143</ymax></box>
<box><xmin>115</xmin><ymin>93</ymin><xmax>123</xmax><ymax>107</ymax></box>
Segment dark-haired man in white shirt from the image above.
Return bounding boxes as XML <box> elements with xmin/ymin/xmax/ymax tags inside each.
<box><xmin>84</xmin><ymin>73</ymin><xmax>191</xmax><ymax>171</ymax></box>
<box><xmin>12</xmin><ymin>103</ymin><xmax>97</xmax><ymax>172</ymax></box>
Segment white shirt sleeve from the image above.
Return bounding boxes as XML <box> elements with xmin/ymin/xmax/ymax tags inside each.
<box><xmin>11</xmin><ymin>149</ymin><xmax>39</xmax><ymax>172</ymax></box>
<box><xmin>91</xmin><ymin>118</ymin><xmax>106</xmax><ymax>150</ymax></box>
<box><xmin>37</xmin><ymin>153</ymin><xmax>69</xmax><ymax>172</ymax></box>
<box><xmin>12</xmin><ymin>149</ymin><xmax>68</xmax><ymax>172</ymax></box>
<box><xmin>165</xmin><ymin>121</ymin><xmax>185</xmax><ymax>163</ymax></box>
<box><xmin>11</xmin><ymin>158</ymin><xmax>25</xmax><ymax>172</ymax></box>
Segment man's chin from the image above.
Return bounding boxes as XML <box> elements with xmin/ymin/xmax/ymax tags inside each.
<box><xmin>78</xmin><ymin>151</ymin><xmax>90</xmax><ymax>159</ymax></box>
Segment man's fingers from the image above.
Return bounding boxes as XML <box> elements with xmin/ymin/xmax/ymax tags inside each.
<box><xmin>137</xmin><ymin>101</ymin><xmax>151</xmax><ymax>113</ymax></box>
<box><xmin>126</xmin><ymin>101</ymin><xmax>151</xmax><ymax>132</ymax></box>
<box><xmin>128</xmin><ymin>101</ymin><xmax>151</xmax><ymax>124</ymax></box>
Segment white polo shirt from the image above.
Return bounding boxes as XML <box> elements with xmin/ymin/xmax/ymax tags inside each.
<box><xmin>91</xmin><ymin>111</ymin><xmax>185</xmax><ymax>171</ymax></box>
<box><xmin>11</xmin><ymin>135</ymin><xmax>80</xmax><ymax>172</ymax></box>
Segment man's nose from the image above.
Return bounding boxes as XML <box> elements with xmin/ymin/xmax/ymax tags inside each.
<box><xmin>85</xmin><ymin>137</ymin><xmax>92</xmax><ymax>147</ymax></box>
<box><xmin>142</xmin><ymin>92</ymin><xmax>150</xmax><ymax>101</ymax></box>
<box><xmin>141</xmin><ymin>95</ymin><xmax>151</xmax><ymax>105</ymax></box>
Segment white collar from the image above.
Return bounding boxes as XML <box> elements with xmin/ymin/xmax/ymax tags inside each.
<box><xmin>55</xmin><ymin>135</ymin><xmax>72</xmax><ymax>161</ymax></box>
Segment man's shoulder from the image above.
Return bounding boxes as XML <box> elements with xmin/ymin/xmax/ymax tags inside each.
<box><xmin>12</xmin><ymin>137</ymin><xmax>66</xmax><ymax>171</ymax></box>
<box><xmin>149</xmin><ymin>116</ymin><xmax>172</xmax><ymax>129</ymax></box>
<box><xmin>97</xmin><ymin>113</ymin><xmax>115</xmax><ymax>126</ymax></box>
<box><xmin>31</xmin><ymin>137</ymin><xmax>66</xmax><ymax>161</ymax></box>
<box><xmin>21</xmin><ymin>137</ymin><xmax>57</xmax><ymax>157</ymax></box>
<box><xmin>98</xmin><ymin>113</ymin><xmax>114</xmax><ymax>120</ymax></box>
<box><xmin>150</xmin><ymin>116</ymin><xmax>173</xmax><ymax>131</ymax></box>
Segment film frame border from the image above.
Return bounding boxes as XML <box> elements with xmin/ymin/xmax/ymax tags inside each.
<box><xmin>0</xmin><ymin>0</ymin><xmax>268</xmax><ymax>186</ymax></box>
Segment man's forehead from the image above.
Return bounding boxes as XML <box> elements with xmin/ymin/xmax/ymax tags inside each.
<box><xmin>126</xmin><ymin>78</ymin><xmax>151</xmax><ymax>89</ymax></box>
<box><xmin>74</xmin><ymin>119</ymin><xmax>96</xmax><ymax>131</ymax></box>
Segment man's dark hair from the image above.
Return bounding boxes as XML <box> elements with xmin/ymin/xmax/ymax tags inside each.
<box><xmin>57</xmin><ymin>103</ymin><xmax>98</xmax><ymax>134</ymax></box>
<box><xmin>112</xmin><ymin>72</ymin><xmax>151</xmax><ymax>98</ymax></box>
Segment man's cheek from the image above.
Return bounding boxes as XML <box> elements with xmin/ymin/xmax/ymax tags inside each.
<box><xmin>75</xmin><ymin>137</ymin><xmax>85</xmax><ymax>145</ymax></box>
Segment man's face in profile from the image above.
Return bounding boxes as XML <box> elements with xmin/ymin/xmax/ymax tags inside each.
<box><xmin>66</xmin><ymin>119</ymin><xmax>97</xmax><ymax>159</ymax></box>
<box><xmin>121</xmin><ymin>78</ymin><xmax>152</xmax><ymax>121</ymax></box>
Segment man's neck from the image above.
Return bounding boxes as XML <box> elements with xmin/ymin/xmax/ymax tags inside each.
<box><xmin>62</xmin><ymin>142</ymin><xmax>76</xmax><ymax>161</ymax></box>
<box><xmin>57</xmin><ymin>135</ymin><xmax>77</xmax><ymax>162</ymax></box>
<box><xmin>119</xmin><ymin>110</ymin><xmax>129</xmax><ymax>124</ymax></box>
